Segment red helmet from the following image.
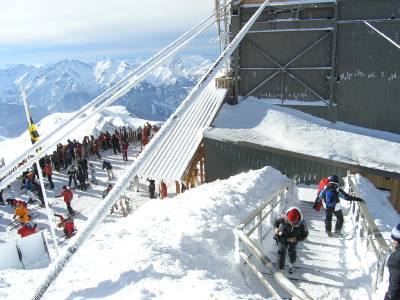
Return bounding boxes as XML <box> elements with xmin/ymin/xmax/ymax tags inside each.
<box><xmin>286</xmin><ymin>207</ymin><xmax>302</xmax><ymax>225</ymax></box>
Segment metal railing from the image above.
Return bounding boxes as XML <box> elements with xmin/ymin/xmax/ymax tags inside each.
<box><xmin>347</xmin><ymin>172</ymin><xmax>390</xmax><ymax>290</ymax></box>
<box><xmin>234</xmin><ymin>180</ymin><xmax>311</xmax><ymax>300</ymax></box>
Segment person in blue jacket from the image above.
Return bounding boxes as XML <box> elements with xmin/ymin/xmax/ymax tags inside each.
<box><xmin>318</xmin><ymin>175</ymin><xmax>364</xmax><ymax>236</ymax></box>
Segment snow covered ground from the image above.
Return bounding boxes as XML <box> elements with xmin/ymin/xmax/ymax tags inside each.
<box><xmin>3</xmin><ymin>167</ymin><xmax>393</xmax><ymax>300</ymax></box>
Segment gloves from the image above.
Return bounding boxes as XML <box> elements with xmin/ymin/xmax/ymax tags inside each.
<box><xmin>354</xmin><ymin>197</ymin><xmax>365</xmax><ymax>203</ymax></box>
<box><xmin>274</xmin><ymin>227</ymin><xmax>280</xmax><ymax>235</ymax></box>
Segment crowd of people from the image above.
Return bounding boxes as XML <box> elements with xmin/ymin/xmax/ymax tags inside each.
<box><xmin>1</xmin><ymin>122</ymin><xmax>161</xmax><ymax>240</ymax></box>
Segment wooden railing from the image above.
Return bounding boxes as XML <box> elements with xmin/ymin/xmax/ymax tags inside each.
<box><xmin>347</xmin><ymin>172</ymin><xmax>390</xmax><ymax>290</ymax></box>
<box><xmin>234</xmin><ymin>180</ymin><xmax>311</xmax><ymax>299</ymax></box>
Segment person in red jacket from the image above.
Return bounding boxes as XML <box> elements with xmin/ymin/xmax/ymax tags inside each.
<box><xmin>43</xmin><ymin>161</ymin><xmax>54</xmax><ymax>189</ymax></box>
<box><xmin>56</xmin><ymin>185</ymin><xmax>75</xmax><ymax>215</ymax></box>
<box><xmin>54</xmin><ymin>214</ymin><xmax>76</xmax><ymax>238</ymax></box>
<box><xmin>160</xmin><ymin>180</ymin><xmax>168</xmax><ymax>199</ymax></box>
<box><xmin>17</xmin><ymin>223</ymin><xmax>38</xmax><ymax>238</ymax></box>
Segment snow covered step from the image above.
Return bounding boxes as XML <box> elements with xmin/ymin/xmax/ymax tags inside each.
<box><xmin>262</xmin><ymin>266</ymin><xmax>345</xmax><ymax>287</ymax></box>
<box><xmin>285</xmin><ymin>268</ymin><xmax>345</xmax><ymax>287</ymax></box>
<box><xmin>266</xmin><ymin>251</ymin><xmax>346</xmax><ymax>270</ymax></box>
<box><xmin>305</xmin><ymin>234</ymin><xmax>347</xmax><ymax>247</ymax></box>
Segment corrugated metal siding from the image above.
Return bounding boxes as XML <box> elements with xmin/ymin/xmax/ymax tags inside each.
<box><xmin>136</xmin><ymin>82</ymin><xmax>227</xmax><ymax>181</ymax></box>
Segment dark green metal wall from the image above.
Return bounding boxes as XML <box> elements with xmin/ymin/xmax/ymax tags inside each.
<box><xmin>204</xmin><ymin>137</ymin><xmax>348</xmax><ymax>185</ymax></box>
<box><xmin>231</xmin><ymin>0</ymin><xmax>400</xmax><ymax>133</ymax></box>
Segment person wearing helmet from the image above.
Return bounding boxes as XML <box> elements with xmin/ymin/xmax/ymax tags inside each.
<box><xmin>318</xmin><ymin>175</ymin><xmax>364</xmax><ymax>236</ymax></box>
<box><xmin>274</xmin><ymin>207</ymin><xmax>308</xmax><ymax>273</ymax></box>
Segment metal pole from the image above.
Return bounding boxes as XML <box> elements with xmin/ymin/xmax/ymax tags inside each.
<box><xmin>21</xmin><ymin>89</ymin><xmax>59</xmax><ymax>256</ymax></box>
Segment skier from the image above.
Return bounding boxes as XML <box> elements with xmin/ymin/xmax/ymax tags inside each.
<box><xmin>102</xmin><ymin>160</ymin><xmax>115</xmax><ymax>180</ymax></box>
<box><xmin>54</xmin><ymin>214</ymin><xmax>76</xmax><ymax>238</ymax></box>
<box><xmin>316</xmin><ymin>175</ymin><xmax>364</xmax><ymax>236</ymax></box>
<box><xmin>88</xmin><ymin>163</ymin><xmax>97</xmax><ymax>185</ymax></box>
<box><xmin>20</xmin><ymin>178</ymin><xmax>38</xmax><ymax>204</ymax></box>
<box><xmin>122</xmin><ymin>140</ymin><xmax>129</xmax><ymax>161</ymax></box>
<box><xmin>147</xmin><ymin>179</ymin><xmax>156</xmax><ymax>199</ymax></box>
<box><xmin>111</xmin><ymin>134</ymin><xmax>121</xmax><ymax>154</ymax></box>
<box><xmin>13</xmin><ymin>201</ymin><xmax>31</xmax><ymax>224</ymax></box>
<box><xmin>67</xmin><ymin>164</ymin><xmax>78</xmax><ymax>188</ymax></box>
<box><xmin>43</xmin><ymin>161</ymin><xmax>54</xmax><ymax>189</ymax></box>
<box><xmin>17</xmin><ymin>223</ymin><xmax>38</xmax><ymax>238</ymax></box>
<box><xmin>274</xmin><ymin>207</ymin><xmax>308</xmax><ymax>273</ymax></box>
<box><xmin>102</xmin><ymin>184</ymin><xmax>113</xmax><ymax>199</ymax></box>
<box><xmin>0</xmin><ymin>190</ymin><xmax>4</xmax><ymax>205</ymax></box>
<box><xmin>76</xmin><ymin>164</ymin><xmax>87</xmax><ymax>191</ymax></box>
<box><xmin>31</xmin><ymin>180</ymin><xmax>45</xmax><ymax>207</ymax></box>
<box><xmin>160</xmin><ymin>180</ymin><xmax>167</xmax><ymax>199</ymax></box>
<box><xmin>56</xmin><ymin>186</ymin><xmax>75</xmax><ymax>215</ymax></box>
<box><xmin>385</xmin><ymin>223</ymin><xmax>400</xmax><ymax>300</ymax></box>
<box><xmin>133</xmin><ymin>174</ymin><xmax>140</xmax><ymax>192</ymax></box>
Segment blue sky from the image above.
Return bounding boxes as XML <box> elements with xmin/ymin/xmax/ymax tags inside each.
<box><xmin>0</xmin><ymin>0</ymin><xmax>219</xmax><ymax>64</ymax></box>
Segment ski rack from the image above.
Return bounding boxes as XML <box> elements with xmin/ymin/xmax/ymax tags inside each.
<box><xmin>31</xmin><ymin>2</ymin><xmax>272</xmax><ymax>298</ymax></box>
<box><xmin>0</xmin><ymin>2</ymin><xmax>233</xmax><ymax>192</ymax></box>
<box><xmin>347</xmin><ymin>173</ymin><xmax>390</xmax><ymax>290</ymax></box>
<box><xmin>233</xmin><ymin>180</ymin><xmax>312</xmax><ymax>300</ymax></box>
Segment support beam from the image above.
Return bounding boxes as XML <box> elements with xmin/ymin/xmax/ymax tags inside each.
<box><xmin>241</xmin><ymin>67</ymin><xmax>331</xmax><ymax>70</ymax></box>
<box><xmin>244</xmin><ymin>71</ymin><xmax>280</xmax><ymax>99</ymax></box>
<box><xmin>328</xmin><ymin>3</ymin><xmax>339</xmax><ymax>121</ymax></box>
<box><xmin>364</xmin><ymin>21</ymin><xmax>400</xmax><ymax>50</ymax></box>
<box><xmin>286</xmin><ymin>71</ymin><xmax>329</xmax><ymax>104</ymax></box>
<box><xmin>247</xmin><ymin>27</ymin><xmax>333</xmax><ymax>33</ymax></box>
<box><xmin>245</xmin><ymin>37</ymin><xmax>282</xmax><ymax>68</ymax></box>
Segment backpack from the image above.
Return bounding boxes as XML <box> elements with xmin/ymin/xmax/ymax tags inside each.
<box><xmin>324</xmin><ymin>188</ymin><xmax>339</xmax><ymax>208</ymax></box>
<box><xmin>314</xmin><ymin>178</ymin><xmax>330</xmax><ymax>211</ymax></box>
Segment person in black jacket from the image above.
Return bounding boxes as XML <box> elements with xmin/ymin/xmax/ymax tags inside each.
<box><xmin>317</xmin><ymin>175</ymin><xmax>364</xmax><ymax>236</ymax></box>
<box><xmin>147</xmin><ymin>179</ymin><xmax>156</xmax><ymax>199</ymax></box>
<box><xmin>274</xmin><ymin>207</ymin><xmax>308</xmax><ymax>273</ymax></box>
<box><xmin>385</xmin><ymin>223</ymin><xmax>400</xmax><ymax>300</ymax></box>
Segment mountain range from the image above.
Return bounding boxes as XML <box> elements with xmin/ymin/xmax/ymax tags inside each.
<box><xmin>0</xmin><ymin>55</ymin><xmax>211</xmax><ymax>138</ymax></box>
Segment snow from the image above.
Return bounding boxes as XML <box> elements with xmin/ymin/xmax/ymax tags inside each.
<box><xmin>0</xmin><ymin>100</ymin><xmax>399</xmax><ymax>299</ymax></box>
<box><xmin>40</xmin><ymin>167</ymin><xmax>287</xmax><ymax>300</ymax></box>
<box><xmin>209</xmin><ymin>97</ymin><xmax>400</xmax><ymax>173</ymax></box>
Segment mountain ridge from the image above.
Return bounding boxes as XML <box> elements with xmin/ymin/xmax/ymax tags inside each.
<box><xmin>0</xmin><ymin>55</ymin><xmax>211</xmax><ymax>138</ymax></box>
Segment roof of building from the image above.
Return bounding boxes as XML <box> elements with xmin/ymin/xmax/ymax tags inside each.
<box><xmin>136</xmin><ymin>80</ymin><xmax>227</xmax><ymax>181</ymax></box>
<box><xmin>205</xmin><ymin>97</ymin><xmax>400</xmax><ymax>175</ymax></box>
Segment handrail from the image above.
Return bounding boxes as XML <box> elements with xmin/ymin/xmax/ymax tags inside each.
<box><xmin>234</xmin><ymin>179</ymin><xmax>312</xmax><ymax>299</ymax></box>
<box><xmin>237</xmin><ymin>185</ymin><xmax>288</xmax><ymax>230</ymax></box>
<box><xmin>347</xmin><ymin>173</ymin><xmax>390</xmax><ymax>290</ymax></box>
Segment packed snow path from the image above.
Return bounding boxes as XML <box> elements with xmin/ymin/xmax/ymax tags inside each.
<box><xmin>259</xmin><ymin>186</ymin><xmax>371</xmax><ymax>299</ymax></box>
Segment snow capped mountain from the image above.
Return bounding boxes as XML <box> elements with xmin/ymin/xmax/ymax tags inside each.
<box><xmin>0</xmin><ymin>55</ymin><xmax>211</xmax><ymax>138</ymax></box>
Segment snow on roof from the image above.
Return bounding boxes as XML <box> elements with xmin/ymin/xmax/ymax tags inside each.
<box><xmin>206</xmin><ymin>97</ymin><xmax>400</xmax><ymax>174</ymax></box>
<box><xmin>136</xmin><ymin>81</ymin><xmax>227</xmax><ymax>181</ymax></box>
